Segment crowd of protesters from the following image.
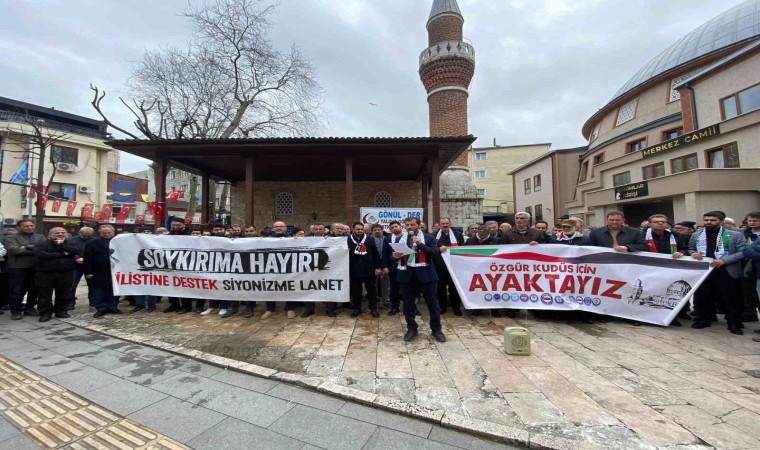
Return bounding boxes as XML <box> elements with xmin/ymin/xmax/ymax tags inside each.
<box><xmin>1</xmin><ymin>209</ymin><xmax>759</xmax><ymax>342</ymax></box>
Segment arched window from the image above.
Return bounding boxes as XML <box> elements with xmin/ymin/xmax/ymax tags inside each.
<box><xmin>275</xmin><ymin>192</ymin><xmax>294</xmax><ymax>215</ymax></box>
<box><xmin>374</xmin><ymin>191</ymin><xmax>392</xmax><ymax>208</ymax></box>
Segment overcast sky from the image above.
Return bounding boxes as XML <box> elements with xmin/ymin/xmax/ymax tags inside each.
<box><xmin>0</xmin><ymin>0</ymin><xmax>737</xmax><ymax>174</ymax></box>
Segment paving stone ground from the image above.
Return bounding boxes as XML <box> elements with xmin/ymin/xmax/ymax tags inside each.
<box><xmin>0</xmin><ymin>316</ymin><xmax>519</xmax><ymax>450</ymax></box>
<box><xmin>47</xmin><ymin>288</ymin><xmax>760</xmax><ymax>449</ymax></box>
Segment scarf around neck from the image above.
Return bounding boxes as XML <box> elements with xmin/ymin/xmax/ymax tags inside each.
<box><xmin>696</xmin><ymin>227</ymin><xmax>729</xmax><ymax>259</ymax></box>
<box><xmin>645</xmin><ymin>228</ymin><xmax>676</xmax><ymax>254</ymax></box>
<box><xmin>350</xmin><ymin>233</ymin><xmax>367</xmax><ymax>255</ymax></box>
<box><xmin>435</xmin><ymin>229</ymin><xmax>458</xmax><ymax>246</ymax></box>
<box><xmin>398</xmin><ymin>230</ymin><xmax>427</xmax><ymax>269</ymax></box>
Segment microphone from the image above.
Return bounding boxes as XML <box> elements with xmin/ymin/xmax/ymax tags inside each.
<box><xmin>407</xmin><ymin>230</ymin><xmax>415</xmax><ymax>236</ymax></box>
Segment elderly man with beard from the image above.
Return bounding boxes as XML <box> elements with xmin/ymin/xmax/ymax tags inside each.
<box><xmin>689</xmin><ymin>211</ymin><xmax>747</xmax><ymax>335</ymax></box>
<box><xmin>34</xmin><ymin>227</ymin><xmax>79</xmax><ymax>322</ymax></box>
<box><xmin>392</xmin><ymin>217</ymin><xmax>445</xmax><ymax>342</ymax></box>
<box><xmin>84</xmin><ymin>225</ymin><xmax>121</xmax><ymax>318</ymax></box>
<box><xmin>347</xmin><ymin>222</ymin><xmax>382</xmax><ymax>318</ymax></box>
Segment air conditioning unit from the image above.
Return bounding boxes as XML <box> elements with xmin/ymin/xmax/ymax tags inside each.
<box><xmin>504</xmin><ymin>326</ymin><xmax>531</xmax><ymax>356</ymax></box>
<box><xmin>56</xmin><ymin>162</ymin><xmax>77</xmax><ymax>172</ymax></box>
<box><xmin>2</xmin><ymin>218</ymin><xmax>16</xmax><ymax>226</ymax></box>
<box><xmin>78</xmin><ymin>186</ymin><xmax>93</xmax><ymax>193</ymax></box>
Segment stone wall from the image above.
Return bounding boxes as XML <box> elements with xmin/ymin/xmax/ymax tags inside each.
<box><xmin>439</xmin><ymin>170</ymin><xmax>482</xmax><ymax>226</ymax></box>
<box><xmin>230</xmin><ymin>181</ymin><xmax>421</xmax><ymax>230</ymax></box>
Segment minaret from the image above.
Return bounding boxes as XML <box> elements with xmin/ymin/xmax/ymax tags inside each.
<box><xmin>419</xmin><ymin>0</ymin><xmax>481</xmax><ymax>224</ymax></box>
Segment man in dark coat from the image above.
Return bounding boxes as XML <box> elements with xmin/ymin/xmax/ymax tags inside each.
<box><xmin>5</xmin><ymin>219</ymin><xmax>45</xmax><ymax>319</ymax></box>
<box><xmin>384</xmin><ymin>221</ymin><xmax>406</xmax><ymax>316</ymax></box>
<box><xmin>642</xmin><ymin>214</ymin><xmax>688</xmax><ymax>326</ymax></box>
<box><xmin>498</xmin><ymin>212</ymin><xmax>547</xmax><ymax>245</ymax></box>
<box><xmin>392</xmin><ymin>217</ymin><xmax>445</xmax><ymax>342</ymax></box>
<box><xmin>554</xmin><ymin>219</ymin><xmax>585</xmax><ymax>245</ymax></box>
<box><xmin>67</xmin><ymin>226</ymin><xmax>95</xmax><ymax>309</ymax></box>
<box><xmin>347</xmin><ymin>222</ymin><xmax>382</xmax><ymax>318</ymax></box>
<box><xmin>434</xmin><ymin>217</ymin><xmax>465</xmax><ymax>316</ymax></box>
<box><xmin>586</xmin><ymin>211</ymin><xmax>647</xmax><ymax>252</ymax></box>
<box><xmin>465</xmin><ymin>225</ymin><xmax>499</xmax><ymax>246</ymax></box>
<box><xmin>34</xmin><ymin>227</ymin><xmax>79</xmax><ymax>322</ymax></box>
<box><xmin>83</xmin><ymin>225</ymin><xmax>121</xmax><ymax>318</ymax></box>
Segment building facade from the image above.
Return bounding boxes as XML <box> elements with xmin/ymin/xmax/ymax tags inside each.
<box><xmin>0</xmin><ymin>96</ymin><xmax>118</xmax><ymax>229</ymax></box>
<box><xmin>509</xmin><ymin>146</ymin><xmax>586</xmax><ymax>225</ymax></box>
<box><xmin>567</xmin><ymin>0</ymin><xmax>760</xmax><ymax>227</ymax></box>
<box><xmin>468</xmin><ymin>143</ymin><xmax>550</xmax><ymax>215</ymax></box>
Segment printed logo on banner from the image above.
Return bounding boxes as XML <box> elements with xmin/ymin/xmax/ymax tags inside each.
<box><xmin>443</xmin><ymin>244</ymin><xmax>712</xmax><ymax>326</ymax></box>
<box><xmin>493</xmin><ymin>294</ymin><xmax>501</xmax><ymax>301</ymax></box>
<box><xmin>484</xmin><ymin>293</ymin><xmax>493</xmax><ymax>302</ymax></box>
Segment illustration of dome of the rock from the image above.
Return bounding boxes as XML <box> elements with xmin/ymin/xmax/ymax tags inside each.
<box><xmin>666</xmin><ymin>280</ymin><xmax>691</xmax><ymax>296</ymax></box>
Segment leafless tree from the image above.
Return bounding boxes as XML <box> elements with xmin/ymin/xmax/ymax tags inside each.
<box><xmin>90</xmin><ymin>0</ymin><xmax>323</xmax><ymax>141</ymax></box>
<box><xmin>2</xmin><ymin>111</ymin><xmax>70</xmax><ymax>233</ymax></box>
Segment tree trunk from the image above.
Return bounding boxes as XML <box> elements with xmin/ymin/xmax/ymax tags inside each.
<box><xmin>34</xmin><ymin>143</ymin><xmax>46</xmax><ymax>234</ymax></box>
<box><xmin>185</xmin><ymin>175</ymin><xmax>198</xmax><ymax>220</ymax></box>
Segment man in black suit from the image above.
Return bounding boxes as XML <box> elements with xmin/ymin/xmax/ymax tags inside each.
<box><xmin>83</xmin><ymin>225</ymin><xmax>121</xmax><ymax>318</ymax></box>
<box><xmin>384</xmin><ymin>221</ymin><xmax>406</xmax><ymax>316</ymax></box>
<box><xmin>434</xmin><ymin>217</ymin><xmax>465</xmax><ymax>316</ymax></box>
<box><xmin>392</xmin><ymin>217</ymin><xmax>445</xmax><ymax>342</ymax></box>
<box><xmin>347</xmin><ymin>222</ymin><xmax>382</xmax><ymax>318</ymax></box>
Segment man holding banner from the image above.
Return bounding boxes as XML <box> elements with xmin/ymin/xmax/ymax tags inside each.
<box><xmin>586</xmin><ymin>211</ymin><xmax>647</xmax><ymax>252</ymax></box>
<box><xmin>392</xmin><ymin>217</ymin><xmax>445</xmax><ymax>343</ymax></box>
<box><xmin>643</xmin><ymin>214</ymin><xmax>689</xmax><ymax>326</ymax></box>
<box><xmin>689</xmin><ymin>211</ymin><xmax>747</xmax><ymax>335</ymax></box>
<box><xmin>435</xmin><ymin>218</ymin><xmax>465</xmax><ymax>316</ymax></box>
<box><xmin>347</xmin><ymin>222</ymin><xmax>382</xmax><ymax>318</ymax></box>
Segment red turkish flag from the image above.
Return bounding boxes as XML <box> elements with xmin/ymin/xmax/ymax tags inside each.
<box><xmin>166</xmin><ymin>191</ymin><xmax>181</xmax><ymax>204</ymax></box>
<box><xmin>37</xmin><ymin>193</ymin><xmax>48</xmax><ymax>209</ymax></box>
<box><xmin>27</xmin><ymin>184</ymin><xmax>36</xmax><ymax>199</ymax></box>
<box><xmin>146</xmin><ymin>202</ymin><xmax>156</xmax><ymax>215</ymax></box>
<box><xmin>153</xmin><ymin>202</ymin><xmax>166</xmax><ymax>223</ymax></box>
<box><xmin>94</xmin><ymin>212</ymin><xmax>103</xmax><ymax>221</ymax></box>
<box><xmin>81</xmin><ymin>203</ymin><xmax>94</xmax><ymax>219</ymax></box>
<box><xmin>65</xmin><ymin>201</ymin><xmax>78</xmax><ymax>216</ymax></box>
<box><xmin>101</xmin><ymin>204</ymin><xmax>113</xmax><ymax>219</ymax></box>
<box><xmin>51</xmin><ymin>198</ymin><xmax>63</xmax><ymax>213</ymax></box>
<box><xmin>116</xmin><ymin>204</ymin><xmax>134</xmax><ymax>222</ymax></box>
<box><xmin>135</xmin><ymin>214</ymin><xmax>145</xmax><ymax>225</ymax></box>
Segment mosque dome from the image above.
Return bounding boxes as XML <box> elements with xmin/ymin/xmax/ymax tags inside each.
<box><xmin>612</xmin><ymin>0</ymin><xmax>760</xmax><ymax>102</ymax></box>
<box><xmin>666</xmin><ymin>280</ymin><xmax>692</xmax><ymax>296</ymax></box>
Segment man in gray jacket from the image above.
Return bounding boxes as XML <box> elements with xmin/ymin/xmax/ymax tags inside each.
<box><xmin>5</xmin><ymin>219</ymin><xmax>45</xmax><ymax>320</ymax></box>
<box><xmin>689</xmin><ymin>211</ymin><xmax>747</xmax><ymax>335</ymax></box>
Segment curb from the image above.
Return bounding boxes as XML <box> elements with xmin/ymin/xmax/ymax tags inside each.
<box><xmin>59</xmin><ymin>317</ymin><xmax>554</xmax><ymax>449</ymax></box>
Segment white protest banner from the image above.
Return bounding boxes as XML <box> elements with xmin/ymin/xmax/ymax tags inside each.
<box><xmin>110</xmin><ymin>235</ymin><xmax>350</xmax><ymax>302</ymax></box>
<box><xmin>443</xmin><ymin>244</ymin><xmax>713</xmax><ymax>326</ymax></box>
<box><xmin>360</xmin><ymin>207</ymin><xmax>423</xmax><ymax>231</ymax></box>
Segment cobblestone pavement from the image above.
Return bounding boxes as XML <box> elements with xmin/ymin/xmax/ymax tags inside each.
<box><xmin>50</xmin><ymin>292</ymin><xmax>760</xmax><ymax>449</ymax></box>
<box><xmin>0</xmin><ymin>318</ymin><xmax>518</xmax><ymax>450</ymax></box>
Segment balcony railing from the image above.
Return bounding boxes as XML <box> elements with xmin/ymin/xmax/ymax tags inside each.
<box><xmin>419</xmin><ymin>40</ymin><xmax>475</xmax><ymax>69</ymax></box>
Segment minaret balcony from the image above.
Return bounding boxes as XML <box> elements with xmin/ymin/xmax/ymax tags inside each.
<box><xmin>419</xmin><ymin>40</ymin><xmax>475</xmax><ymax>69</ymax></box>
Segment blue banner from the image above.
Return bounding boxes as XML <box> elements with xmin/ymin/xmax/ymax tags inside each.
<box><xmin>112</xmin><ymin>180</ymin><xmax>136</xmax><ymax>202</ymax></box>
<box><xmin>10</xmin><ymin>160</ymin><xmax>29</xmax><ymax>184</ymax></box>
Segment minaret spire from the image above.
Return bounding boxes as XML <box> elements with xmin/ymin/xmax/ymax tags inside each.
<box><xmin>428</xmin><ymin>0</ymin><xmax>463</xmax><ymax>24</ymax></box>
